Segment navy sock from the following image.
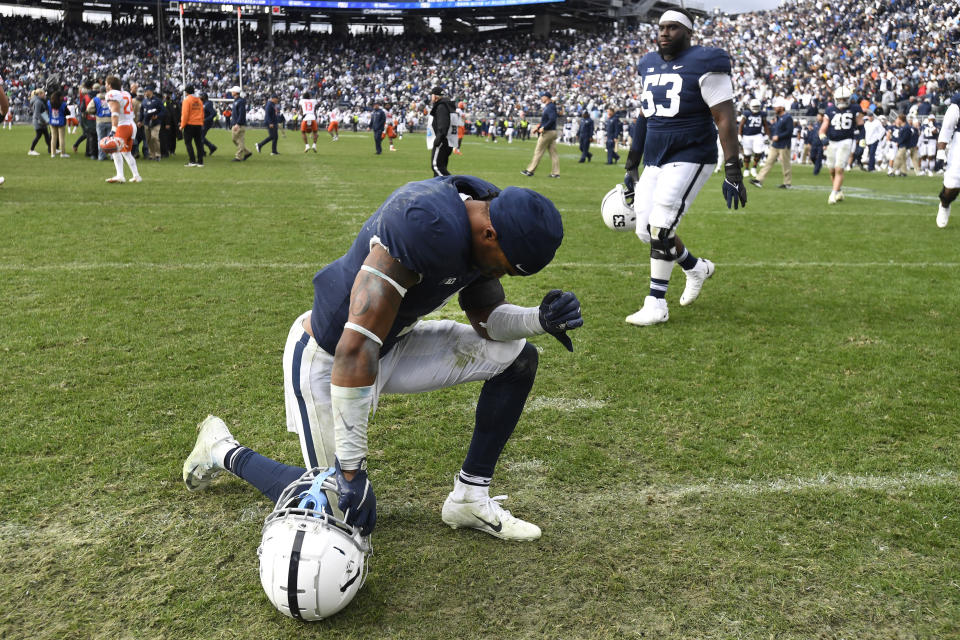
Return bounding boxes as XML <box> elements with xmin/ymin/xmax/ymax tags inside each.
<box><xmin>224</xmin><ymin>446</ymin><xmax>306</xmax><ymax>504</ymax></box>
<box><xmin>677</xmin><ymin>248</ymin><xmax>698</xmax><ymax>270</ymax></box>
<box><xmin>649</xmin><ymin>277</ymin><xmax>670</xmax><ymax>299</ymax></box>
<box><xmin>462</xmin><ymin>342</ymin><xmax>538</xmax><ymax>478</ymax></box>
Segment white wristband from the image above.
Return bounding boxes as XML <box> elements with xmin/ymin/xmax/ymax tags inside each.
<box><xmin>481</xmin><ymin>304</ymin><xmax>545</xmax><ymax>341</ymax></box>
<box><xmin>331</xmin><ymin>384</ymin><xmax>374</xmax><ymax>470</ymax></box>
<box><xmin>937</xmin><ymin>149</ymin><xmax>947</xmax><ymax>161</ymax></box>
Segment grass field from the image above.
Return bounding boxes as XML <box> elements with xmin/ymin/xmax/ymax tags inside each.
<box><xmin>1</xmin><ymin>125</ymin><xmax>958</xmax><ymax>639</ymax></box>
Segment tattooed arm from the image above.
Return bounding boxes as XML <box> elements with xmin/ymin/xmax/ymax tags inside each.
<box><xmin>329</xmin><ymin>245</ymin><xmax>419</xmax><ymax>486</ymax></box>
<box><xmin>331</xmin><ymin>244</ymin><xmax>419</xmax><ymax>387</ymax></box>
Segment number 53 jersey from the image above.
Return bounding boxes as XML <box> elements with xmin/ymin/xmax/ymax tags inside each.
<box><xmin>637</xmin><ymin>46</ymin><xmax>732</xmax><ymax>167</ymax></box>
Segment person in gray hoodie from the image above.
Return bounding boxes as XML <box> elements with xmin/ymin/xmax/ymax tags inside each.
<box><xmin>28</xmin><ymin>88</ymin><xmax>50</xmax><ymax>155</ymax></box>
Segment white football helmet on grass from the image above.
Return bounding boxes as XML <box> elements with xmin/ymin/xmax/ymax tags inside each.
<box><xmin>258</xmin><ymin>467</ymin><xmax>371</xmax><ymax>622</ymax></box>
<box><xmin>600</xmin><ymin>184</ymin><xmax>637</xmax><ymax>231</ymax></box>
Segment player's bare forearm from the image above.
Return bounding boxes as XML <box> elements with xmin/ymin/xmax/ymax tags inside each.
<box><xmin>331</xmin><ymin>245</ymin><xmax>418</xmax><ymax>387</ymax></box>
<box><xmin>710</xmin><ymin>100</ymin><xmax>739</xmax><ymax>161</ymax></box>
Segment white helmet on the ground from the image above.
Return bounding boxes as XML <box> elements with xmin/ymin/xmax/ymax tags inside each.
<box><xmin>834</xmin><ymin>86</ymin><xmax>853</xmax><ymax>108</ymax></box>
<box><xmin>749</xmin><ymin>98</ymin><xmax>762</xmax><ymax>113</ymax></box>
<box><xmin>258</xmin><ymin>467</ymin><xmax>371</xmax><ymax>622</ymax></box>
<box><xmin>600</xmin><ymin>184</ymin><xmax>637</xmax><ymax>231</ymax></box>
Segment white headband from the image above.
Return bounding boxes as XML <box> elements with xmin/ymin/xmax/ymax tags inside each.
<box><xmin>659</xmin><ymin>10</ymin><xmax>694</xmax><ymax>30</ymax></box>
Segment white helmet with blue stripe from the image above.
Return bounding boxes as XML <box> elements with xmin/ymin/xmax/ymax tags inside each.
<box><xmin>258</xmin><ymin>467</ymin><xmax>371</xmax><ymax>621</ymax></box>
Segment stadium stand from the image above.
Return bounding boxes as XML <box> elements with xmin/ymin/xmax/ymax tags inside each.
<box><xmin>0</xmin><ymin>0</ymin><xmax>957</xmax><ymax>127</ymax></box>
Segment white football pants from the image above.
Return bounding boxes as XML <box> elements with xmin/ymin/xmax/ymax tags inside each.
<box><xmin>633</xmin><ymin>161</ymin><xmax>715</xmax><ymax>243</ymax></box>
<box><xmin>283</xmin><ymin>310</ymin><xmax>526</xmax><ymax>469</ymax></box>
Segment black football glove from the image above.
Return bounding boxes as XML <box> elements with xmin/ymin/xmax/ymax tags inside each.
<box><xmin>623</xmin><ymin>169</ymin><xmax>638</xmax><ymax>196</ymax></box>
<box><xmin>334</xmin><ymin>458</ymin><xmax>376</xmax><ymax>536</ymax></box>
<box><xmin>722</xmin><ymin>158</ymin><xmax>748</xmax><ymax>210</ymax></box>
<box><xmin>539</xmin><ymin>289</ymin><xmax>583</xmax><ymax>352</ymax></box>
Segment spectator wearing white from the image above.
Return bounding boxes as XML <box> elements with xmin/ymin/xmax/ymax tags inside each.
<box><xmin>863</xmin><ymin>112</ymin><xmax>886</xmax><ymax>172</ymax></box>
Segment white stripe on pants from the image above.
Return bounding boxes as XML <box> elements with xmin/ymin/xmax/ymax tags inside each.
<box><xmin>283</xmin><ymin>311</ymin><xmax>526</xmax><ymax>470</ymax></box>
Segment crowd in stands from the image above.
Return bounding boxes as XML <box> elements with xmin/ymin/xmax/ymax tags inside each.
<box><xmin>1</xmin><ymin>0</ymin><xmax>958</xmax><ymax>136</ymax></box>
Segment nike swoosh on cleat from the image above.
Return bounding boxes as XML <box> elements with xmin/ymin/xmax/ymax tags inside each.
<box><xmin>473</xmin><ymin>514</ymin><xmax>502</xmax><ymax>532</ymax></box>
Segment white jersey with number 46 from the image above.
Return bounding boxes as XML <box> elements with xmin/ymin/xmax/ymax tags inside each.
<box><xmin>105</xmin><ymin>89</ymin><xmax>135</xmax><ymax>125</ymax></box>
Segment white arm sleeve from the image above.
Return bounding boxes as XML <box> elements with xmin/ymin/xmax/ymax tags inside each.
<box><xmin>938</xmin><ymin>104</ymin><xmax>959</xmax><ymax>145</ymax></box>
<box><xmin>480</xmin><ymin>304</ymin><xmax>546</xmax><ymax>341</ymax></box>
<box><xmin>331</xmin><ymin>384</ymin><xmax>374</xmax><ymax>470</ymax></box>
<box><xmin>699</xmin><ymin>72</ymin><xmax>735</xmax><ymax>108</ymax></box>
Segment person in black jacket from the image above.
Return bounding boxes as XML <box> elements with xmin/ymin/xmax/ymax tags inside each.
<box><xmin>577</xmin><ymin>111</ymin><xmax>594</xmax><ymax>163</ymax></box>
<box><xmin>160</xmin><ymin>91</ymin><xmax>181</xmax><ymax>157</ymax></box>
<box><xmin>370</xmin><ymin>101</ymin><xmax>386</xmax><ymax>155</ymax></box>
<box><xmin>256</xmin><ymin>94</ymin><xmax>280</xmax><ymax>155</ymax></box>
<box><xmin>429</xmin><ymin>87</ymin><xmax>458</xmax><ymax>176</ymax></box>
<box><xmin>605</xmin><ymin>107</ymin><xmax>622</xmax><ymax>164</ymax></box>
<box><xmin>201</xmin><ymin>93</ymin><xmax>217</xmax><ymax>156</ymax></box>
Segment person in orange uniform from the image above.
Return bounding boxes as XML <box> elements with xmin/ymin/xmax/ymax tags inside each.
<box><xmin>104</xmin><ymin>75</ymin><xmax>142</xmax><ymax>183</ymax></box>
<box><xmin>180</xmin><ymin>85</ymin><xmax>205</xmax><ymax>167</ymax></box>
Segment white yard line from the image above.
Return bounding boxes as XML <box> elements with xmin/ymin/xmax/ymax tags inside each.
<box><xmin>637</xmin><ymin>469</ymin><xmax>960</xmax><ymax>502</ymax></box>
<box><xmin>527</xmin><ymin>397</ymin><xmax>607</xmax><ymax>411</ymax></box>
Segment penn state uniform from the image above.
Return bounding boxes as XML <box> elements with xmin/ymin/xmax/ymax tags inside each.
<box><xmin>938</xmin><ymin>97</ymin><xmax>960</xmax><ymax>226</ymax></box>
<box><xmin>823</xmin><ymin>102</ymin><xmax>862</xmax><ymax>169</ymax></box>
<box><xmin>919</xmin><ymin>120</ymin><xmax>938</xmax><ymax>160</ymax></box>
<box><xmin>634</xmin><ymin>44</ymin><xmax>733</xmax><ymax>241</ymax></box>
<box><xmin>887</xmin><ymin>125</ymin><xmax>902</xmax><ymax>173</ymax></box>
<box><xmin>941</xmin><ymin>99</ymin><xmax>960</xmax><ymax>187</ymax></box>
<box><xmin>287</xmin><ymin>175</ymin><xmax>530</xmax><ymax>469</ymax></box>
<box><xmin>740</xmin><ymin>109</ymin><xmax>766</xmax><ymax>156</ymax></box>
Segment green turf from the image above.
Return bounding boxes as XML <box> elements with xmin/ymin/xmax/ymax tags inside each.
<box><xmin>1</xmin><ymin>126</ymin><xmax>958</xmax><ymax>639</ymax></box>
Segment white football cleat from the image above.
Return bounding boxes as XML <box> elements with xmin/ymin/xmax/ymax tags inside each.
<box><xmin>27</xmin><ymin>150</ymin><xmax>40</xmax><ymax>156</ymax></box>
<box><xmin>827</xmin><ymin>191</ymin><xmax>837</xmax><ymax>204</ymax></box>
<box><xmin>937</xmin><ymin>205</ymin><xmax>951</xmax><ymax>228</ymax></box>
<box><xmin>183</xmin><ymin>415</ymin><xmax>238</xmax><ymax>491</ymax></box>
<box><xmin>680</xmin><ymin>258</ymin><xmax>715</xmax><ymax>306</ymax></box>
<box><xmin>442</xmin><ymin>488</ymin><xmax>541</xmax><ymax>542</ymax></box>
<box><xmin>835</xmin><ymin>191</ymin><xmax>845</xmax><ymax>202</ymax></box>
<box><xmin>129</xmin><ymin>175</ymin><xmax>142</xmax><ymax>183</ymax></box>
<box><xmin>625</xmin><ymin>296</ymin><xmax>669</xmax><ymax>326</ymax></box>
<box><xmin>106</xmin><ymin>176</ymin><xmax>125</xmax><ymax>184</ymax></box>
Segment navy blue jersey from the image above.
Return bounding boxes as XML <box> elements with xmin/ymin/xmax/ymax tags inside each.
<box><xmin>770</xmin><ymin>113</ymin><xmax>793</xmax><ymax>149</ymax></box>
<box><xmin>824</xmin><ymin>104</ymin><xmax>862</xmax><ymax>141</ymax></box>
<box><xmin>637</xmin><ymin>45</ymin><xmax>731</xmax><ymax>166</ymax></box>
<box><xmin>888</xmin><ymin>126</ymin><xmax>901</xmax><ymax>146</ymax></box>
<box><xmin>901</xmin><ymin>125</ymin><xmax>918</xmax><ymax>148</ymax></box>
<box><xmin>741</xmin><ymin>112</ymin><xmax>765</xmax><ymax>136</ymax></box>
<box><xmin>920</xmin><ymin>122</ymin><xmax>937</xmax><ymax>140</ymax></box>
<box><xmin>310</xmin><ymin>176</ymin><xmax>501</xmax><ymax>357</ymax></box>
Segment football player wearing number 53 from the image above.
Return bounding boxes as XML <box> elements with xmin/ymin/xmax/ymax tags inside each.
<box><xmin>622</xmin><ymin>8</ymin><xmax>745</xmax><ymax>327</ymax></box>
